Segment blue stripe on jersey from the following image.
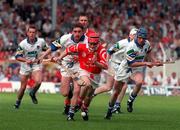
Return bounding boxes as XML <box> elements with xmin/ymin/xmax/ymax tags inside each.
<box><xmin>15</xmin><ymin>54</ymin><xmax>23</xmax><ymax>59</ymax></box>
<box><xmin>127</xmin><ymin>60</ymin><xmax>135</xmax><ymax>65</ymax></box>
<box><xmin>50</xmin><ymin>44</ymin><xmax>58</xmax><ymax>51</ymax></box>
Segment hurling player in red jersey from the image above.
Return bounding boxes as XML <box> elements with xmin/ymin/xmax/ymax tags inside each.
<box><xmin>54</xmin><ymin>32</ymin><xmax>108</xmax><ymax>121</ymax></box>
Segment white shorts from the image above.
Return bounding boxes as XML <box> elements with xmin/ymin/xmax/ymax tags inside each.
<box><xmin>60</xmin><ymin>61</ymin><xmax>80</xmax><ymax>77</ymax></box>
<box><xmin>108</xmin><ymin>60</ymin><xmax>123</xmax><ymax>76</ymax></box>
<box><xmin>79</xmin><ymin>69</ymin><xmax>101</xmax><ymax>89</ymax></box>
<box><xmin>20</xmin><ymin>63</ymin><xmax>42</xmax><ymax>75</ymax></box>
<box><xmin>114</xmin><ymin>62</ymin><xmax>132</xmax><ymax>82</ymax></box>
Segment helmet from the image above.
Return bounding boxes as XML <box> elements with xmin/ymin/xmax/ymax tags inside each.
<box><xmin>129</xmin><ymin>28</ymin><xmax>138</xmax><ymax>35</ymax></box>
<box><xmin>88</xmin><ymin>32</ymin><xmax>100</xmax><ymax>51</ymax></box>
<box><xmin>137</xmin><ymin>27</ymin><xmax>147</xmax><ymax>39</ymax></box>
<box><xmin>88</xmin><ymin>32</ymin><xmax>100</xmax><ymax>43</ymax></box>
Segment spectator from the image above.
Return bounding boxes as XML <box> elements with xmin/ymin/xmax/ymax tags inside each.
<box><xmin>145</xmin><ymin>71</ymin><xmax>155</xmax><ymax>86</ymax></box>
<box><xmin>0</xmin><ymin>65</ymin><xmax>5</xmax><ymax>81</ymax></box>
<box><xmin>9</xmin><ymin>66</ymin><xmax>20</xmax><ymax>81</ymax></box>
<box><xmin>170</xmin><ymin>72</ymin><xmax>178</xmax><ymax>86</ymax></box>
<box><xmin>156</xmin><ymin>71</ymin><xmax>163</xmax><ymax>85</ymax></box>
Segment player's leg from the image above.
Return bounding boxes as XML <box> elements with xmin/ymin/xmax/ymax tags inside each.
<box><xmin>93</xmin><ymin>74</ymin><xmax>114</xmax><ymax>96</ymax></box>
<box><xmin>105</xmin><ymin>80</ymin><xmax>125</xmax><ymax>119</ymax></box>
<box><xmin>67</xmin><ymin>75</ymin><xmax>91</xmax><ymax>121</ymax></box>
<box><xmin>76</xmin><ymin>75</ymin><xmax>91</xmax><ymax>108</ymax></box>
<box><xmin>29</xmin><ymin>70</ymin><xmax>42</xmax><ymax>104</ymax></box>
<box><xmin>14</xmin><ymin>74</ymin><xmax>29</xmax><ymax>108</ymax></box>
<box><xmin>60</xmin><ymin>76</ymin><xmax>72</xmax><ymax>115</ymax></box>
<box><xmin>67</xmin><ymin>80</ymin><xmax>81</xmax><ymax>121</ymax></box>
<box><xmin>81</xmin><ymin>86</ymin><xmax>94</xmax><ymax>121</ymax></box>
<box><xmin>127</xmin><ymin>72</ymin><xmax>143</xmax><ymax>112</ymax></box>
<box><xmin>112</xmin><ymin>83</ymin><xmax>127</xmax><ymax>113</ymax></box>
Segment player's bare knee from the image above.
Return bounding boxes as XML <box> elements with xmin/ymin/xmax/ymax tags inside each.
<box><xmin>106</xmin><ymin>86</ymin><xmax>112</xmax><ymax>91</ymax></box>
<box><xmin>122</xmin><ymin>85</ymin><xmax>127</xmax><ymax>90</ymax></box>
<box><xmin>61</xmin><ymin>91</ymin><xmax>69</xmax><ymax>97</ymax></box>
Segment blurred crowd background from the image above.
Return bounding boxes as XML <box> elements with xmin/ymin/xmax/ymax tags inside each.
<box><xmin>0</xmin><ymin>0</ymin><xmax>179</xmax><ymax>86</ymax></box>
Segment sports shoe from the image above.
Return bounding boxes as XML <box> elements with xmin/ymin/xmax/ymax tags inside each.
<box><xmin>67</xmin><ymin>112</ymin><xmax>75</xmax><ymax>121</ymax></box>
<box><xmin>127</xmin><ymin>101</ymin><xmax>133</xmax><ymax>112</ymax></box>
<box><xmin>104</xmin><ymin>108</ymin><xmax>112</xmax><ymax>120</ymax></box>
<box><xmin>14</xmin><ymin>100</ymin><xmax>21</xmax><ymax>109</ymax></box>
<box><xmin>29</xmin><ymin>92</ymin><xmax>38</xmax><ymax>104</ymax></box>
<box><xmin>112</xmin><ymin>106</ymin><xmax>122</xmax><ymax>114</ymax></box>
<box><xmin>81</xmin><ymin>110</ymin><xmax>89</xmax><ymax>121</ymax></box>
<box><xmin>62</xmin><ymin>105</ymin><xmax>70</xmax><ymax>115</ymax></box>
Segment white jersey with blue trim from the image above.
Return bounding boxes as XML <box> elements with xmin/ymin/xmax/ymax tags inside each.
<box><xmin>123</xmin><ymin>39</ymin><xmax>151</xmax><ymax>73</ymax></box>
<box><xmin>51</xmin><ymin>33</ymin><xmax>88</xmax><ymax>64</ymax></box>
<box><xmin>16</xmin><ymin>37</ymin><xmax>48</xmax><ymax>61</ymax></box>
<box><xmin>110</xmin><ymin>38</ymin><xmax>131</xmax><ymax>64</ymax></box>
<box><xmin>126</xmin><ymin>40</ymin><xmax>151</xmax><ymax>63</ymax></box>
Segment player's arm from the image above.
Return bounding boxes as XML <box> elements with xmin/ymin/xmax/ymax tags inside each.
<box><xmin>126</xmin><ymin>49</ymin><xmax>154</xmax><ymax>68</ymax></box>
<box><xmin>107</xmin><ymin>42</ymin><xmax>120</xmax><ymax>55</ymax></box>
<box><xmin>15</xmin><ymin>46</ymin><xmax>34</xmax><ymax>64</ymax></box>
<box><xmin>145</xmin><ymin>41</ymin><xmax>162</xmax><ymax>66</ymax></box>
<box><xmin>54</xmin><ymin>44</ymin><xmax>80</xmax><ymax>62</ymax></box>
<box><xmin>94</xmin><ymin>48</ymin><xmax>108</xmax><ymax>69</ymax></box>
<box><xmin>39</xmin><ymin>37</ymin><xmax>64</xmax><ymax>61</ymax></box>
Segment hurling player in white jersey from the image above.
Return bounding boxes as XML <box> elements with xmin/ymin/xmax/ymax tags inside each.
<box><xmin>105</xmin><ymin>27</ymin><xmax>163</xmax><ymax>119</ymax></box>
<box><xmin>39</xmin><ymin>23</ymin><xmax>88</xmax><ymax>115</ymax></box>
<box><xmin>92</xmin><ymin>28</ymin><xmax>138</xmax><ymax>112</ymax></box>
<box><xmin>14</xmin><ymin>25</ymin><xmax>48</xmax><ymax>109</ymax></box>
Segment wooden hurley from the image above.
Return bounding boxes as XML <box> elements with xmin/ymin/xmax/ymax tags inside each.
<box><xmin>161</xmin><ymin>61</ymin><xmax>175</xmax><ymax>64</ymax></box>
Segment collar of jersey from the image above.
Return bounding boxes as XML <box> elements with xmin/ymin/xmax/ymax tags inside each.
<box><xmin>71</xmin><ymin>34</ymin><xmax>85</xmax><ymax>43</ymax></box>
<box><xmin>27</xmin><ymin>37</ymin><xmax>37</xmax><ymax>44</ymax></box>
<box><xmin>127</xmin><ymin>37</ymin><xmax>131</xmax><ymax>43</ymax></box>
<box><xmin>134</xmin><ymin>38</ymin><xmax>144</xmax><ymax>48</ymax></box>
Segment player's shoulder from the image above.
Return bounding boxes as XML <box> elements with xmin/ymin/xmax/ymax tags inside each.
<box><xmin>145</xmin><ymin>40</ymin><xmax>150</xmax><ymax>46</ymax></box>
<box><xmin>117</xmin><ymin>38</ymin><xmax>129</xmax><ymax>45</ymax></box>
<box><xmin>37</xmin><ymin>37</ymin><xmax>45</xmax><ymax>42</ymax></box>
<box><xmin>19</xmin><ymin>38</ymin><xmax>28</xmax><ymax>46</ymax></box>
<box><xmin>126</xmin><ymin>40</ymin><xmax>137</xmax><ymax>51</ymax></box>
<box><xmin>61</xmin><ymin>33</ymin><xmax>72</xmax><ymax>40</ymax></box>
<box><xmin>98</xmin><ymin>44</ymin><xmax>106</xmax><ymax>51</ymax></box>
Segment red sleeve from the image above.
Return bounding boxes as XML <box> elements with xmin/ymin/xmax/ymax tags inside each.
<box><xmin>66</xmin><ymin>43</ymin><xmax>81</xmax><ymax>53</ymax></box>
<box><xmin>98</xmin><ymin>47</ymin><xmax>107</xmax><ymax>66</ymax></box>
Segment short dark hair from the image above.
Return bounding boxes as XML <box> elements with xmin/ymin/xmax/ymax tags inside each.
<box><xmin>27</xmin><ymin>25</ymin><xmax>37</xmax><ymax>32</ymax></box>
<box><xmin>79</xmin><ymin>13</ymin><xmax>88</xmax><ymax>19</ymax></box>
<box><xmin>79</xmin><ymin>13</ymin><xmax>89</xmax><ymax>19</ymax></box>
<box><xmin>72</xmin><ymin>23</ymin><xmax>84</xmax><ymax>31</ymax></box>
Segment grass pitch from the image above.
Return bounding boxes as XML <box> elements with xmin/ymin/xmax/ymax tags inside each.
<box><xmin>0</xmin><ymin>93</ymin><xmax>180</xmax><ymax>130</ymax></box>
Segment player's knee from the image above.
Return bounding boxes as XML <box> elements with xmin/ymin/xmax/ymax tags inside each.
<box><xmin>105</xmin><ymin>84</ymin><xmax>113</xmax><ymax>91</ymax></box>
<box><xmin>34</xmin><ymin>80</ymin><xmax>41</xmax><ymax>86</ymax></box>
<box><xmin>20</xmin><ymin>86</ymin><xmax>26</xmax><ymax>91</ymax></box>
<box><xmin>105</xmin><ymin>86</ymin><xmax>112</xmax><ymax>91</ymax></box>
<box><xmin>134</xmin><ymin>78</ymin><xmax>143</xmax><ymax>85</ymax></box>
<box><xmin>73</xmin><ymin>88</ymin><xmax>80</xmax><ymax>95</ymax></box>
<box><xmin>122</xmin><ymin>85</ymin><xmax>128</xmax><ymax>90</ymax></box>
<box><xmin>61</xmin><ymin>91</ymin><xmax>69</xmax><ymax>97</ymax></box>
<box><xmin>136</xmin><ymin>82</ymin><xmax>142</xmax><ymax>87</ymax></box>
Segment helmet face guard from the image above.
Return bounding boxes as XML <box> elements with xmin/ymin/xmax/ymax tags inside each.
<box><xmin>88</xmin><ymin>32</ymin><xmax>100</xmax><ymax>51</ymax></box>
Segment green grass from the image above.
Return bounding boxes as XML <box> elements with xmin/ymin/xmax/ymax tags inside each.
<box><xmin>0</xmin><ymin>93</ymin><xmax>180</xmax><ymax>130</ymax></box>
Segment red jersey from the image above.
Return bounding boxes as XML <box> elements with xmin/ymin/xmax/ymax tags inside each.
<box><xmin>66</xmin><ymin>43</ymin><xmax>107</xmax><ymax>74</ymax></box>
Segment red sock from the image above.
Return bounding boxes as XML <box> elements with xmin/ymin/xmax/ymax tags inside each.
<box><xmin>81</xmin><ymin>103</ymin><xmax>89</xmax><ymax>111</ymax></box>
<box><xmin>64</xmin><ymin>98</ymin><xmax>71</xmax><ymax>106</ymax></box>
